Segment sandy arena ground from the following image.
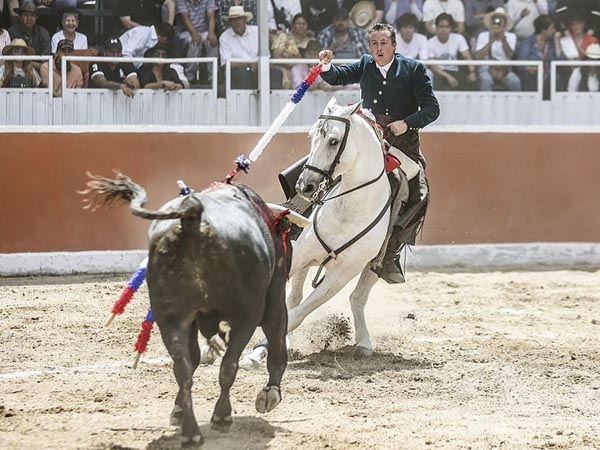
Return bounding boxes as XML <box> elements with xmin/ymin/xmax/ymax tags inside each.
<box><xmin>1</xmin><ymin>268</ymin><xmax>599</xmax><ymax>450</ymax></box>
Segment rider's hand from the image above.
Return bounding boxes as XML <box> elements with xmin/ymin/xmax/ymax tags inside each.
<box><xmin>388</xmin><ymin>120</ymin><xmax>408</xmax><ymax>136</ymax></box>
<box><xmin>319</xmin><ymin>50</ymin><xmax>333</xmax><ymax>65</ymax></box>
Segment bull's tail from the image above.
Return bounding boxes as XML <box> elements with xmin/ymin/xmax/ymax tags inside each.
<box><xmin>79</xmin><ymin>172</ymin><xmax>203</xmax><ymax>221</ymax></box>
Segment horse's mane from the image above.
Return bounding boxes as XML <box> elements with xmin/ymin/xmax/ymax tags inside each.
<box><xmin>309</xmin><ymin>105</ymin><xmax>383</xmax><ymax>154</ymax></box>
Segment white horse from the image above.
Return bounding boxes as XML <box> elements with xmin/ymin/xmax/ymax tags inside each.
<box><xmin>240</xmin><ymin>97</ymin><xmax>407</xmax><ymax>367</ymax></box>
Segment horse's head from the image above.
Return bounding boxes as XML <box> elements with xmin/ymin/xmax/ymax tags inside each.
<box><xmin>296</xmin><ymin>98</ymin><xmax>363</xmax><ymax>202</ymax></box>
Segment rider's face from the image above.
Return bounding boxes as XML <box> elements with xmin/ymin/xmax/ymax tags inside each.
<box><xmin>369</xmin><ymin>31</ymin><xmax>396</xmax><ymax>66</ymax></box>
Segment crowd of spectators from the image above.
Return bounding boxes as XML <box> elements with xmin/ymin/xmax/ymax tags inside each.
<box><xmin>0</xmin><ymin>0</ymin><xmax>599</xmax><ymax>97</ymax></box>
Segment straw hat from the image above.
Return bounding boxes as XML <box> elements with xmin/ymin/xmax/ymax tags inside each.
<box><xmin>350</xmin><ymin>1</ymin><xmax>376</xmax><ymax>28</ymax></box>
<box><xmin>2</xmin><ymin>38</ymin><xmax>35</xmax><ymax>56</ymax></box>
<box><xmin>585</xmin><ymin>43</ymin><xmax>600</xmax><ymax>60</ymax></box>
<box><xmin>223</xmin><ymin>5</ymin><xmax>253</xmax><ymax>22</ymax></box>
<box><xmin>484</xmin><ymin>7</ymin><xmax>514</xmax><ymax>32</ymax></box>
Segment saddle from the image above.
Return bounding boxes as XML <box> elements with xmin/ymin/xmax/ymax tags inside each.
<box><xmin>356</xmin><ymin>109</ymin><xmax>420</xmax><ymax>181</ymax></box>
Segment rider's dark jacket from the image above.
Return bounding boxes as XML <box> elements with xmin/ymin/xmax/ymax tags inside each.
<box><xmin>320</xmin><ymin>53</ymin><xmax>439</xmax><ymax>162</ymax></box>
<box><xmin>320</xmin><ymin>53</ymin><xmax>439</xmax><ymax>129</ymax></box>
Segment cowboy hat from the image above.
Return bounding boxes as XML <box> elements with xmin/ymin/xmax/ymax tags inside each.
<box><xmin>2</xmin><ymin>38</ymin><xmax>36</xmax><ymax>55</ymax></box>
<box><xmin>350</xmin><ymin>1</ymin><xmax>376</xmax><ymax>28</ymax></box>
<box><xmin>484</xmin><ymin>7</ymin><xmax>514</xmax><ymax>31</ymax></box>
<box><xmin>222</xmin><ymin>5</ymin><xmax>253</xmax><ymax>22</ymax></box>
<box><xmin>13</xmin><ymin>2</ymin><xmax>40</xmax><ymax>15</ymax></box>
<box><xmin>585</xmin><ymin>43</ymin><xmax>600</xmax><ymax>60</ymax></box>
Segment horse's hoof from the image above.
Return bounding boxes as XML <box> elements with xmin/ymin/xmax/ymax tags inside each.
<box><xmin>210</xmin><ymin>414</ymin><xmax>232</xmax><ymax>432</ymax></box>
<box><xmin>170</xmin><ymin>405</ymin><xmax>183</xmax><ymax>427</ymax></box>
<box><xmin>200</xmin><ymin>336</ymin><xmax>225</xmax><ymax>365</ymax></box>
<box><xmin>255</xmin><ymin>385</ymin><xmax>281</xmax><ymax>413</ymax></box>
<box><xmin>354</xmin><ymin>346</ymin><xmax>374</xmax><ymax>359</ymax></box>
<box><xmin>180</xmin><ymin>433</ymin><xmax>203</xmax><ymax>447</ymax></box>
<box><xmin>239</xmin><ymin>355</ymin><xmax>262</xmax><ymax>371</ymax></box>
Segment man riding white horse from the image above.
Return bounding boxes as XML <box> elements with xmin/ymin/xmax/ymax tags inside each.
<box><xmin>315</xmin><ymin>22</ymin><xmax>439</xmax><ymax>283</ymax></box>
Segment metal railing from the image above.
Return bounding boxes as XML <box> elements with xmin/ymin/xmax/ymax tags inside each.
<box><xmin>1</xmin><ymin>55</ymin><xmax>596</xmax><ymax>126</ymax></box>
<box><xmin>550</xmin><ymin>60</ymin><xmax>600</xmax><ymax>96</ymax></box>
<box><xmin>62</xmin><ymin>56</ymin><xmax>219</xmax><ymax>93</ymax></box>
<box><xmin>0</xmin><ymin>55</ymin><xmax>53</xmax><ymax>96</ymax></box>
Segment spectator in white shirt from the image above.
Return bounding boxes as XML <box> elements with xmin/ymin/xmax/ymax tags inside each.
<box><xmin>119</xmin><ymin>23</ymin><xmax>175</xmax><ymax>61</ymax></box>
<box><xmin>268</xmin><ymin>0</ymin><xmax>302</xmax><ymax>31</ymax></box>
<box><xmin>567</xmin><ymin>43</ymin><xmax>600</xmax><ymax>91</ymax></box>
<box><xmin>51</xmin><ymin>8</ymin><xmax>88</xmax><ymax>54</ymax></box>
<box><xmin>506</xmin><ymin>0</ymin><xmax>548</xmax><ymax>40</ymax></box>
<box><xmin>427</xmin><ymin>13</ymin><xmax>477</xmax><ymax>89</ymax></box>
<box><xmin>395</xmin><ymin>12</ymin><xmax>428</xmax><ymax>59</ymax></box>
<box><xmin>219</xmin><ymin>6</ymin><xmax>283</xmax><ymax>89</ymax></box>
<box><xmin>422</xmin><ymin>0</ymin><xmax>465</xmax><ymax>35</ymax></box>
<box><xmin>474</xmin><ymin>7</ymin><xmax>521</xmax><ymax>91</ymax></box>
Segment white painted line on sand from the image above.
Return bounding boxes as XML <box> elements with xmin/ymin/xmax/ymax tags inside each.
<box><xmin>0</xmin><ymin>357</ymin><xmax>172</xmax><ymax>381</ymax></box>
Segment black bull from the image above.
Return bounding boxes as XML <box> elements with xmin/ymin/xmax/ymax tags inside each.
<box><xmin>81</xmin><ymin>173</ymin><xmax>291</xmax><ymax>446</ymax></box>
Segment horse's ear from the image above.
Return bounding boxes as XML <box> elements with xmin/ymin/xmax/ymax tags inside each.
<box><xmin>325</xmin><ymin>97</ymin><xmax>338</xmax><ymax>114</ymax></box>
<box><xmin>349</xmin><ymin>100</ymin><xmax>363</xmax><ymax>116</ymax></box>
<box><xmin>339</xmin><ymin>100</ymin><xmax>363</xmax><ymax>118</ymax></box>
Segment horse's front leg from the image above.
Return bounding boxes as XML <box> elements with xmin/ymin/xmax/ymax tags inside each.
<box><xmin>287</xmin><ymin>266</ymin><xmax>310</xmax><ymax>309</ymax></box>
<box><xmin>287</xmin><ymin>265</ymin><xmax>358</xmax><ymax>333</ymax></box>
<box><xmin>349</xmin><ymin>265</ymin><xmax>379</xmax><ymax>358</ymax></box>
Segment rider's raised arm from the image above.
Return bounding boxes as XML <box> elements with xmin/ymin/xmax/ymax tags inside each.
<box><xmin>403</xmin><ymin>61</ymin><xmax>440</xmax><ymax>129</ymax></box>
<box><xmin>319</xmin><ymin>55</ymin><xmax>367</xmax><ymax>86</ymax></box>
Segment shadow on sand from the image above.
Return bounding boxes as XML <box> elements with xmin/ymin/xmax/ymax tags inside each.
<box><xmin>288</xmin><ymin>345</ymin><xmax>443</xmax><ymax>380</ymax></box>
<box><xmin>145</xmin><ymin>416</ymin><xmax>286</xmax><ymax>450</ymax></box>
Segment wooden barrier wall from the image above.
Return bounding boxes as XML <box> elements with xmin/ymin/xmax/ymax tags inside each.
<box><xmin>1</xmin><ymin>131</ymin><xmax>599</xmax><ymax>253</ymax></box>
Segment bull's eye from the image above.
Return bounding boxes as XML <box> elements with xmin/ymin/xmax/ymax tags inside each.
<box><xmin>329</xmin><ymin>138</ymin><xmax>339</xmax><ymax>146</ymax></box>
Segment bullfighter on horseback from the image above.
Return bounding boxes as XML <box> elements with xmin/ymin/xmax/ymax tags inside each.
<box><xmin>317</xmin><ymin>22</ymin><xmax>440</xmax><ymax>283</ymax></box>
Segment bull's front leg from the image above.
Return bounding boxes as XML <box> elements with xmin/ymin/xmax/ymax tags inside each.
<box><xmin>256</xmin><ymin>281</ymin><xmax>288</xmax><ymax>413</ymax></box>
<box><xmin>211</xmin><ymin>322</ymin><xmax>256</xmax><ymax>431</ymax></box>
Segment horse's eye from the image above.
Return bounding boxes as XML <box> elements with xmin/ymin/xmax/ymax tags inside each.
<box><xmin>329</xmin><ymin>138</ymin><xmax>339</xmax><ymax>146</ymax></box>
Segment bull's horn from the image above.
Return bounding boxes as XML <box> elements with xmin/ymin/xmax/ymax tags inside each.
<box><xmin>267</xmin><ymin>203</ymin><xmax>310</xmax><ymax>228</ymax></box>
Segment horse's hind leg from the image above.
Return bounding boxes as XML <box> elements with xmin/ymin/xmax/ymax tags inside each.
<box><xmin>211</xmin><ymin>318</ymin><xmax>257</xmax><ymax>430</ymax></box>
<box><xmin>349</xmin><ymin>265</ymin><xmax>379</xmax><ymax>358</ymax></box>
<box><xmin>256</xmin><ymin>280</ymin><xmax>288</xmax><ymax>413</ymax></box>
<box><xmin>159</xmin><ymin>319</ymin><xmax>202</xmax><ymax>446</ymax></box>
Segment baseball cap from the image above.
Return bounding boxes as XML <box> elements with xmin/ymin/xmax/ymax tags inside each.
<box><xmin>57</xmin><ymin>39</ymin><xmax>74</xmax><ymax>52</ymax></box>
<box><xmin>104</xmin><ymin>37</ymin><xmax>122</xmax><ymax>52</ymax></box>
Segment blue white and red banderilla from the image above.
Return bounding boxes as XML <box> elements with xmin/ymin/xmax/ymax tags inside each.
<box><xmin>247</xmin><ymin>62</ymin><xmax>323</xmax><ymax>164</ymax></box>
<box><xmin>132</xmin><ymin>307</ymin><xmax>154</xmax><ymax>369</ymax></box>
<box><xmin>103</xmin><ymin>257</ymin><xmax>148</xmax><ymax>327</ymax></box>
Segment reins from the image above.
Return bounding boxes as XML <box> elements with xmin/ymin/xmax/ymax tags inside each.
<box><xmin>303</xmin><ymin>113</ymin><xmax>392</xmax><ymax>288</ymax></box>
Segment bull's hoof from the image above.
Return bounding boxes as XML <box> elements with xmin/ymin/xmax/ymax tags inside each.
<box><xmin>255</xmin><ymin>385</ymin><xmax>281</xmax><ymax>413</ymax></box>
<box><xmin>180</xmin><ymin>433</ymin><xmax>203</xmax><ymax>447</ymax></box>
<box><xmin>210</xmin><ymin>414</ymin><xmax>232</xmax><ymax>432</ymax></box>
<box><xmin>354</xmin><ymin>346</ymin><xmax>374</xmax><ymax>359</ymax></box>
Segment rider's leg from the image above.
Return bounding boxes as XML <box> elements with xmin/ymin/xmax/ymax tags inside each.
<box><xmin>379</xmin><ymin>163</ymin><xmax>429</xmax><ymax>283</ymax></box>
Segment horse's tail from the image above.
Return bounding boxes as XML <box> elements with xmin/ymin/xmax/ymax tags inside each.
<box><xmin>79</xmin><ymin>172</ymin><xmax>203</xmax><ymax>221</ymax></box>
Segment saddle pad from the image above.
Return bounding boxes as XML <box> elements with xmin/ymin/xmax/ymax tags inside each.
<box><xmin>388</xmin><ymin>146</ymin><xmax>420</xmax><ymax>181</ymax></box>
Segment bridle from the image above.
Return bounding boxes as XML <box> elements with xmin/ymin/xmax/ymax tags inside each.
<box><xmin>303</xmin><ymin>114</ymin><xmax>387</xmax><ymax>204</ymax></box>
<box><xmin>302</xmin><ymin>114</ymin><xmax>351</xmax><ymax>203</ymax></box>
<box><xmin>301</xmin><ymin>113</ymin><xmax>392</xmax><ymax>288</ymax></box>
